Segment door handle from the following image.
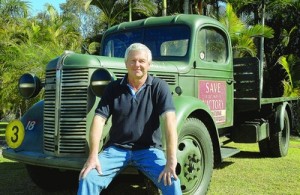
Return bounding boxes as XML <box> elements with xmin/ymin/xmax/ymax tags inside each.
<box><xmin>227</xmin><ymin>79</ymin><xmax>235</xmax><ymax>85</ymax></box>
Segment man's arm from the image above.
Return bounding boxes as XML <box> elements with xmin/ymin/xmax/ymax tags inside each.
<box><xmin>79</xmin><ymin>114</ymin><xmax>106</xmax><ymax>179</ymax></box>
<box><xmin>158</xmin><ymin>111</ymin><xmax>178</xmax><ymax>185</ymax></box>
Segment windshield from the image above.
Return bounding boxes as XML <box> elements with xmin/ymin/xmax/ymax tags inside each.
<box><xmin>102</xmin><ymin>25</ymin><xmax>190</xmax><ymax>60</ymax></box>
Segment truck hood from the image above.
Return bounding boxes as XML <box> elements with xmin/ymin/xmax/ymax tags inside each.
<box><xmin>47</xmin><ymin>52</ymin><xmax>192</xmax><ymax>74</ymax></box>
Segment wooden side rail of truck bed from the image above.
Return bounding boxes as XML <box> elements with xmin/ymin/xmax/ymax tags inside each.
<box><xmin>233</xmin><ymin>57</ymin><xmax>261</xmax><ymax>112</ymax></box>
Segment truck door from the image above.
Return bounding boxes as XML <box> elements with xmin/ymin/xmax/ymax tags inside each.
<box><xmin>194</xmin><ymin>26</ymin><xmax>234</xmax><ymax>128</ymax></box>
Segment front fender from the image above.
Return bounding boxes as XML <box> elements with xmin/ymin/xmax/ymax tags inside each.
<box><xmin>16</xmin><ymin>100</ymin><xmax>44</xmax><ymax>152</ymax></box>
<box><xmin>173</xmin><ymin>95</ymin><xmax>214</xmax><ymax>131</ymax></box>
<box><xmin>172</xmin><ymin>95</ymin><xmax>222</xmax><ymax>164</ymax></box>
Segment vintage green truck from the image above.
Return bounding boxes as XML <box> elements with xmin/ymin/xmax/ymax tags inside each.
<box><xmin>3</xmin><ymin>14</ymin><xmax>299</xmax><ymax>194</ymax></box>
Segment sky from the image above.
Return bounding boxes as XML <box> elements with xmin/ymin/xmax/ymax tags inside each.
<box><xmin>28</xmin><ymin>0</ymin><xmax>66</xmax><ymax>15</ymax></box>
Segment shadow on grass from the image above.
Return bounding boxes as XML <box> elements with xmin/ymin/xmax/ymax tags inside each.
<box><xmin>232</xmin><ymin>151</ymin><xmax>262</xmax><ymax>159</ymax></box>
<box><xmin>0</xmin><ymin>161</ymin><xmax>24</xmax><ymax>171</ymax></box>
<box><xmin>215</xmin><ymin>151</ymin><xmax>263</xmax><ymax>170</ymax></box>
<box><xmin>0</xmin><ymin>161</ymin><xmax>48</xmax><ymax>194</ymax></box>
<box><xmin>215</xmin><ymin>161</ymin><xmax>235</xmax><ymax>169</ymax></box>
<box><xmin>0</xmin><ymin>159</ymin><xmax>149</xmax><ymax>195</ymax></box>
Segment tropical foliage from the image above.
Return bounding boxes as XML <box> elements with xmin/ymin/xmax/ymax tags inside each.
<box><xmin>85</xmin><ymin>0</ymin><xmax>157</xmax><ymax>28</ymax></box>
<box><xmin>277</xmin><ymin>55</ymin><xmax>300</xmax><ymax>97</ymax></box>
<box><xmin>0</xmin><ymin>0</ymin><xmax>300</xmax><ymax>120</ymax></box>
<box><xmin>265</xmin><ymin>0</ymin><xmax>300</xmax><ymax>96</ymax></box>
<box><xmin>226</xmin><ymin>0</ymin><xmax>300</xmax><ymax>96</ymax></box>
<box><xmin>60</xmin><ymin>0</ymin><xmax>103</xmax><ymax>39</ymax></box>
<box><xmin>218</xmin><ymin>3</ymin><xmax>274</xmax><ymax>57</ymax></box>
<box><xmin>0</xmin><ymin>1</ymin><xmax>82</xmax><ymax>120</ymax></box>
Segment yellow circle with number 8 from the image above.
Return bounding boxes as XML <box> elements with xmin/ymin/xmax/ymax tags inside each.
<box><xmin>5</xmin><ymin>120</ymin><xmax>25</xmax><ymax>149</ymax></box>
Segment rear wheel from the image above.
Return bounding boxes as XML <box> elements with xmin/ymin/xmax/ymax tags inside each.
<box><xmin>177</xmin><ymin>118</ymin><xmax>214</xmax><ymax>194</ymax></box>
<box><xmin>26</xmin><ymin>165</ymin><xmax>78</xmax><ymax>191</ymax></box>
<box><xmin>259</xmin><ymin>110</ymin><xmax>290</xmax><ymax>157</ymax></box>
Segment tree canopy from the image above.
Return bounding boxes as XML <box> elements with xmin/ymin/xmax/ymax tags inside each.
<box><xmin>0</xmin><ymin>1</ymin><xmax>82</xmax><ymax>120</ymax></box>
<box><xmin>1</xmin><ymin>0</ymin><xmax>299</xmax><ymax>120</ymax></box>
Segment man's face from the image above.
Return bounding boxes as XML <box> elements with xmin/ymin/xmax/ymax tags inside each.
<box><xmin>125</xmin><ymin>50</ymin><xmax>150</xmax><ymax>80</ymax></box>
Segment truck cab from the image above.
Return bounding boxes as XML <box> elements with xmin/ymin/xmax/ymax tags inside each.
<box><xmin>3</xmin><ymin>14</ymin><xmax>296</xmax><ymax>194</ymax></box>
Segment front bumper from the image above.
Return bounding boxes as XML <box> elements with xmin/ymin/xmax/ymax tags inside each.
<box><xmin>2</xmin><ymin>147</ymin><xmax>85</xmax><ymax>171</ymax></box>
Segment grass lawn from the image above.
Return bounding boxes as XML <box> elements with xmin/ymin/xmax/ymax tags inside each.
<box><xmin>0</xmin><ymin>137</ymin><xmax>299</xmax><ymax>194</ymax></box>
<box><xmin>208</xmin><ymin>136</ymin><xmax>300</xmax><ymax>195</ymax></box>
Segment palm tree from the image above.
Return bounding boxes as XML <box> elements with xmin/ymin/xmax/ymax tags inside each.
<box><xmin>273</xmin><ymin>27</ymin><xmax>300</xmax><ymax>97</ymax></box>
<box><xmin>219</xmin><ymin>3</ymin><xmax>274</xmax><ymax>58</ymax></box>
<box><xmin>85</xmin><ymin>0</ymin><xmax>157</xmax><ymax>28</ymax></box>
<box><xmin>0</xmin><ymin>2</ymin><xmax>83</xmax><ymax>119</ymax></box>
<box><xmin>35</xmin><ymin>4</ymin><xmax>82</xmax><ymax>50</ymax></box>
<box><xmin>225</xmin><ymin>0</ymin><xmax>300</xmax><ymax>97</ymax></box>
<box><xmin>0</xmin><ymin>0</ymin><xmax>30</xmax><ymax>20</ymax></box>
<box><xmin>277</xmin><ymin>54</ymin><xmax>300</xmax><ymax>97</ymax></box>
<box><xmin>261</xmin><ymin>0</ymin><xmax>300</xmax><ymax>97</ymax></box>
<box><xmin>0</xmin><ymin>0</ymin><xmax>31</xmax><ymax>97</ymax></box>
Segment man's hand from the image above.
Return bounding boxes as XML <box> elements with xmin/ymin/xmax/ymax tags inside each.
<box><xmin>79</xmin><ymin>156</ymin><xmax>102</xmax><ymax>180</ymax></box>
<box><xmin>79</xmin><ymin>115</ymin><xmax>106</xmax><ymax>180</ymax></box>
<box><xmin>158</xmin><ymin>160</ymin><xmax>178</xmax><ymax>186</ymax></box>
<box><xmin>159</xmin><ymin>111</ymin><xmax>179</xmax><ymax>186</ymax></box>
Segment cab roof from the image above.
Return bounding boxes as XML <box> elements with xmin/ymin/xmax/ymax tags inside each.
<box><xmin>104</xmin><ymin>14</ymin><xmax>225</xmax><ymax>35</ymax></box>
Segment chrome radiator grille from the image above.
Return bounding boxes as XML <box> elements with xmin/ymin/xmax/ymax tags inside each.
<box><xmin>44</xmin><ymin>68</ymin><xmax>89</xmax><ymax>156</ymax></box>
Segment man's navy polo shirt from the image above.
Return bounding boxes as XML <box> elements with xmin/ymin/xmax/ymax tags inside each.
<box><xmin>95</xmin><ymin>74</ymin><xmax>175</xmax><ymax>150</ymax></box>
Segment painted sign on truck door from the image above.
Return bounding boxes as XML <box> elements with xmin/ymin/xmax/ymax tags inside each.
<box><xmin>198</xmin><ymin>80</ymin><xmax>227</xmax><ymax>124</ymax></box>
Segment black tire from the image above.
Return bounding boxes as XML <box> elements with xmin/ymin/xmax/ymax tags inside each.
<box><xmin>26</xmin><ymin>165</ymin><xmax>79</xmax><ymax>191</ymax></box>
<box><xmin>258</xmin><ymin>110</ymin><xmax>290</xmax><ymax>157</ymax></box>
<box><xmin>258</xmin><ymin>138</ymin><xmax>270</xmax><ymax>156</ymax></box>
<box><xmin>177</xmin><ymin>118</ymin><xmax>214</xmax><ymax>195</ymax></box>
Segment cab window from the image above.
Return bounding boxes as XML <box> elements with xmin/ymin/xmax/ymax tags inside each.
<box><xmin>197</xmin><ymin>27</ymin><xmax>227</xmax><ymax>63</ymax></box>
<box><xmin>102</xmin><ymin>25</ymin><xmax>190</xmax><ymax>60</ymax></box>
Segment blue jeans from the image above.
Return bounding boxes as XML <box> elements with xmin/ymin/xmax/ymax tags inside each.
<box><xmin>78</xmin><ymin>146</ymin><xmax>182</xmax><ymax>195</ymax></box>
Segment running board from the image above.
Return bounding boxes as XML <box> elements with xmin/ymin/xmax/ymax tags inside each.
<box><xmin>221</xmin><ymin>147</ymin><xmax>240</xmax><ymax>159</ymax></box>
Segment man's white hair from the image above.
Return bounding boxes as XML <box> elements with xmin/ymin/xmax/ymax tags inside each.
<box><xmin>124</xmin><ymin>43</ymin><xmax>152</xmax><ymax>63</ymax></box>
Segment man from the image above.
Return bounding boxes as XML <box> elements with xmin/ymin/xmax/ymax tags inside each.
<box><xmin>78</xmin><ymin>43</ymin><xmax>182</xmax><ymax>194</ymax></box>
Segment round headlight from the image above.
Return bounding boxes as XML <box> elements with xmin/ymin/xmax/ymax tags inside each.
<box><xmin>90</xmin><ymin>68</ymin><xmax>114</xmax><ymax>97</ymax></box>
<box><xmin>18</xmin><ymin>73</ymin><xmax>42</xmax><ymax>99</ymax></box>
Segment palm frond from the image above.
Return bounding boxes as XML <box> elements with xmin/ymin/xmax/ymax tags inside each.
<box><xmin>243</xmin><ymin>25</ymin><xmax>274</xmax><ymax>39</ymax></box>
<box><xmin>219</xmin><ymin>3</ymin><xmax>245</xmax><ymax>35</ymax></box>
<box><xmin>132</xmin><ymin>0</ymin><xmax>157</xmax><ymax>16</ymax></box>
<box><xmin>220</xmin><ymin>3</ymin><xmax>274</xmax><ymax>58</ymax></box>
<box><xmin>276</xmin><ymin>56</ymin><xmax>293</xmax><ymax>87</ymax></box>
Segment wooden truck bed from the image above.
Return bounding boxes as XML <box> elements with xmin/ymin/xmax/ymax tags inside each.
<box><xmin>233</xmin><ymin>57</ymin><xmax>299</xmax><ymax>112</ymax></box>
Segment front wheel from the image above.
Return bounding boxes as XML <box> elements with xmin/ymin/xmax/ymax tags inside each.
<box><xmin>177</xmin><ymin>118</ymin><xmax>214</xmax><ymax>195</ymax></box>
